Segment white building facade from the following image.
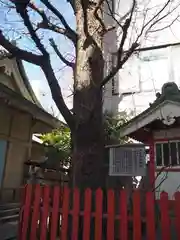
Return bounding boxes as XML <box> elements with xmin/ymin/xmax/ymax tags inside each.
<box><xmin>103</xmin><ymin>0</ymin><xmax>180</xmax><ymax>117</ymax></box>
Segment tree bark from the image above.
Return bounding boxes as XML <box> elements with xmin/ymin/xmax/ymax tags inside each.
<box><xmin>71</xmin><ymin>0</ymin><xmax>106</xmax><ymax>189</ymax></box>
<box><xmin>72</xmin><ymin>100</ymin><xmax>105</xmax><ymax>189</ymax></box>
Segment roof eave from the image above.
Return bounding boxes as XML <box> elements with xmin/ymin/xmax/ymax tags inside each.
<box><xmin>120</xmin><ymin>100</ymin><xmax>180</xmax><ymax>138</ymax></box>
<box><xmin>0</xmin><ymin>82</ymin><xmax>65</xmax><ymax>130</ymax></box>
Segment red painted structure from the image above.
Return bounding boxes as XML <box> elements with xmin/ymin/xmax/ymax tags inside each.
<box><xmin>143</xmin><ymin>131</ymin><xmax>180</xmax><ymax>200</ymax></box>
<box><xmin>149</xmin><ymin>137</ymin><xmax>155</xmax><ymax>188</ymax></box>
<box><xmin>119</xmin><ymin>83</ymin><xmax>180</xmax><ymax>199</ymax></box>
<box><xmin>18</xmin><ymin>184</ymin><xmax>180</xmax><ymax>239</ymax></box>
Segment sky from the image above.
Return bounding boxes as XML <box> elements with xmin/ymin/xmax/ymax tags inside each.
<box><xmin>1</xmin><ymin>0</ymin><xmax>180</xmax><ymax>121</ymax></box>
<box><xmin>0</xmin><ymin>0</ymin><xmax>75</xmax><ymax>121</ymax></box>
<box><xmin>24</xmin><ymin>1</ymin><xmax>75</xmax><ymax>120</ymax></box>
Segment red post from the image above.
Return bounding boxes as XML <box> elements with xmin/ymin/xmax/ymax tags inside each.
<box><xmin>30</xmin><ymin>184</ymin><xmax>41</xmax><ymax>240</ymax></box>
<box><xmin>83</xmin><ymin>189</ymin><xmax>92</xmax><ymax>240</ymax></box>
<box><xmin>146</xmin><ymin>191</ymin><xmax>155</xmax><ymax>240</ymax></box>
<box><xmin>174</xmin><ymin>192</ymin><xmax>180</xmax><ymax>239</ymax></box>
<box><xmin>160</xmin><ymin>192</ymin><xmax>170</xmax><ymax>240</ymax></box>
<box><xmin>61</xmin><ymin>187</ymin><xmax>70</xmax><ymax>240</ymax></box>
<box><xmin>149</xmin><ymin>138</ymin><xmax>155</xmax><ymax>188</ymax></box>
<box><xmin>107</xmin><ymin>189</ymin><xmax>114</xmax><ymax>240</ymax></box>
<box><xmin>95</xmin><ymin>188</ymin><xmax>103</xmax><ymax>240</ymax></box>
<box><xmin>21</xmin><ymin>184</ymin><xmax>32</xmax><ymax>240</ymax></box>
<box><xmin>133</xmin><ymin>190</ymin><xmax>141</xmax><ymax>240</ymax></box>
<box><xmin>40</xmin><ymin>186</ymin><xmax>50</xmax><ymax>240</ymax></box>
<box><xmin>72</xmin><ymin>188</ymin><xmax>80</xmax><ymax>240</ymax></box>
<box><xmin>50</xmin><ymin>186</ymin><xmax>60</xmax><ymax>240</ymax></box>
<box><xmin>120</xmin><ymin>190</ymin><xmax>128</xmax><ymax>240</ymax></box>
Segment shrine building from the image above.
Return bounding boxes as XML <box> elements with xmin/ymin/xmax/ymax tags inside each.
<box><xmin>120</xmin><ymin>82</ymin><xmax>180</xmax><ymax>199</ymax></box>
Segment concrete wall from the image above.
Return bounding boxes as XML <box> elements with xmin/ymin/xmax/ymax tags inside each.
<box><xmin>103</xmin><ymin>1</ymin><xmax>121</xmax><ymax>114</ymax></box>
<box><xmin>31</xmin><ymin>142</ymin><xmax>45</xmax><ymax>162</ymax></box>
<box><xmin>0</xmin><ymin>72</ymin><xmax>17</xmax><ymax>91</ymax></box>
<box><xmin>0</xmin><ymin>104</ymin><xmax>32</xmax><ymax>189</ymax></box>
<box><xmin>0</xmin><ymin>65</ymin><xmax>55</xmax><ymax>192</ymax></box>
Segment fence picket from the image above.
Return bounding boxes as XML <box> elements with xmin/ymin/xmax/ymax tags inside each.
<box><xmin>174</xmin><ymin>192</ymin><xmax>180</xmax><ymax>239</ymax></box>
<box><xmin>72</xmin><ymin>188</ymin><xmax>80</xmax><ymax>240</ymax></box>
<box><xmin>146</xmin><ymin>191</ymin><xmax>155</xmax><ymax>240</ymax></box>
<box><xmin>160</xmin><ymin>192</ymin><xmax>170</xmax><ymax>240</ymax></box>
<box><xmin>19</xmin><ymin>185</ymin><xmax>180</xmax><ymax>240</ymax></box>
<box><xmin>120</xmin><ymin>190</ymin><xmax>128</xmax><ymax>240</ymax></box>
<box><xmin>95</xmin><ymin>188</ymin><xmax>103</xmax><ymax>240</ymax></box>
<box><xmin>61</xmin><ymin>187</ymin><xmax>70</xmax><ymax>240</ymax></box>
<box><xmin>107</xmin><ymin>189</ymin><xmax>114</xmax><ymax>240</ymax></box>
<box><xmin>83</xmin><ymin>189</ymin><xmax>92</xmax><ymax>240</ymax></box>
<box><xmin>40</xmin><ymin>186</ymin><xmax>50</xmax><ymax>240</ymax></box>
<box><xmin>21</xmin><ymin>184</ymin><xmax>32</xmax><ymax>240</ymax></box>
<box><xmin>50</xmin><ymin>186</ymin><xmax>60</xmax><ymax>240</ymax></box>
<box><xmin>133</xmin><ymin>190</ymin><xmax>141</xmax><ymax>240</ymax></box>
<box><xmin>30</xmin><ymin>184</ymin><xmax>41</xmax><ymax>240</ymax></box>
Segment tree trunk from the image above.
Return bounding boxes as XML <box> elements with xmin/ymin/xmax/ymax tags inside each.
<box><xmin>72</xmin><ymin>1</ymin><xmax>106</xmax><ymax>189</ymax></box>
<box><xmin>72</xmin><ymin>104</ymin><xmax>105</xmax><ymax>189</ymax></box>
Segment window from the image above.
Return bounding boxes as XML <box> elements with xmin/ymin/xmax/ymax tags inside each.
<box><xmin>155</xmin><ymin>141</ymin><xmax>180</xmax><ymax>167</ymax></box>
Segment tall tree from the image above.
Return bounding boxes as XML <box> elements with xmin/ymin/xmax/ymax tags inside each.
<box><xmin>0</xmin><ymin>0</ymin><xmax>179</xmax><ymax>189</ymax></box>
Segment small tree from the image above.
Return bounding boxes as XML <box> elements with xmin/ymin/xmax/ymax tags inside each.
<box><xmin>0</xmin><ymin>0</ymin><xmax>179</xmax><ymax>189</ymax></box>
<box><xmin>42</xmin><ymin>125</ymin><xmax>71</xmax><ymax>169</ymax></box>
<box><xmin>104</xmin><ymin>111</ymin><xmax>131</xmax><ymax>144</ymax></box>
<box><xmin>41</xmin><ymin>112</ymin><xmax>131</xmax><ymax>172</ymax></box>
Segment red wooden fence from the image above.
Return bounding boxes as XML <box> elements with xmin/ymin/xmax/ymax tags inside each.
<box><xmin>18</xmin><ymin>184</ymin><xmax>180</xmax><ymax>239</ymax></box>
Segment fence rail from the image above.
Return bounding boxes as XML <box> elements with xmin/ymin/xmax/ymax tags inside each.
<box><xmin>18</xmin><ymin>184</ymin><xmax>180</xmax><ymax>239</ymax></box>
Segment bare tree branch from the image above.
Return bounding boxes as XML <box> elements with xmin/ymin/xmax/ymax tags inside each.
<box><xmin>0</xmin><ymin>30</ymin><xmax>43</xmax><ymax>65</ymax></box>
<box><xmin>105</xmin><ymin>0</ymin><xmax>135</xmax><ymax>29</ymax></box>
<box><xmin>139</xmin><ymin>0</ymin><xmax>171</xmax><ymax>36</ymax></box>
<box><xmin>38</xmin><ymin>21</ymin><xmax>72</xmax><ymax>37</ymax></box>
<box><xmin>145</xmin><ymin>0</ymin><xmax>171</xmax><ymax>29</ymax></box>
<box><xmin>41</xmin><ymin>59</ymin><xmax>75</xmax><ymax>130</ymax></box>
<box><xmin>117</xmin><ymin>18</ymin><xmax>131</xmax><ymax>60</ymax></box>
<box><xmin>49</xmin><ymin>38</ymin><xmax>75</xmax><ymax>68</ymax></box>
<box><xmin>2</xmin><ymin>0</ymin><xmax>179</xmax><ymax>131</ymax></box>
<box><xmin>28</xmin><ymin>2</ymin><xmax>48</xmax><ymax>24</ymax></box>
<box><xmin>101</xmin><ymin>42</ymin><xmax>138</xmax><ymax>87</ymax></box>
<box><xmin>105</xmin><ymin>0</ymin><xmax>122</xmax><ymax>28</ymax></box>
<box><xmin>20</xmin><ymin>13</ymin><xmax>48</xmax><ymax>56</ymax></box>
<box><xmin>9</xmin><ymin>1</ymin><xmax>75</xmax><ymax>129</ymax></box>
<box><xmin>149</xmin><ymin>15</ymin><xmax>179</xmax><ymax>33</ymax></box>
<box><xmin>29</xmin><ymin>2</ymin><xmax>77</xmax><ymax>45</ymax></box>
<box><xmin>131</xmin><ymin>0</ymin><xmax>180</xmax><ymax>48</ymax></box>
<box><xmin>93</xmin><ymin>0</ymin><xmax>107</xmax><ymax>33</ymax></box>
<box><xmin>101</xmin><ymin>0</ymin><xmax>178</xmax><ymax>87</ymax></box>
<box><xmin>115</xmin><ymin>0</ymin><xmax>136</xmax><ymax>59</ymax></box>
<box><xmin>126</xmin><ymin>41</ymin><xmax>180</xmax><ymax>53</ymax></box>
<box><xmin>151</xmin><ymin>164</ymin><xmax>172</xmax><ymax>192</ymax></box>
<box><xmin>40</xmin><ymin>0</ymin><xmax>77</xmax><ymax>45</ymax></box>
<box><xmin>92</xmin><ymin>0</ymin><xmax>116</xmax><ymax>35</ymax></box>
<box><xmin>101</xmin><ymin>0</ymin><xmax>137</xmax><ymax>87</ymax></box>
<box><xmin>146</xmin><ymin>2</ymin><xmax>180</xmax><ymax>34</ymax></box>
<box><xmin>67</xmin><ymin>0</ymin><xmax>75</xmax><ymax>13</ymax></box>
